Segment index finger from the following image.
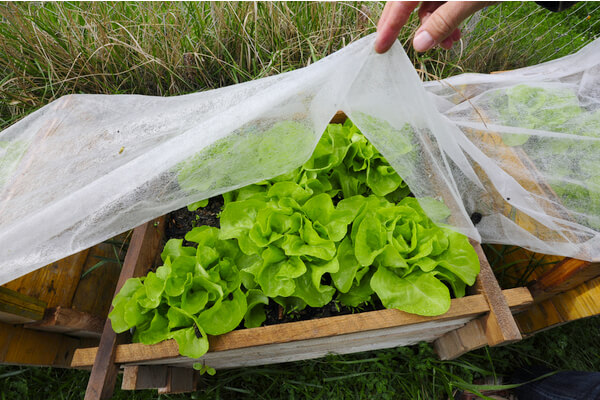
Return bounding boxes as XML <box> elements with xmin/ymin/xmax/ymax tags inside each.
<box><xmin>375</xmin><ymin>2</ymin><xmax>419</xmax><ymax>54</ymax></box>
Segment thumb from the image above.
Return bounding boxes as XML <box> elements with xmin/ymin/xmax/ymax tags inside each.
<box><xmin>413</xmin><ymin>2</ymin><xmax>489</xmax><ymax>52</ymax></box>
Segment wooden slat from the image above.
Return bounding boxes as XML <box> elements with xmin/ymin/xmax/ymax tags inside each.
<box><xmin>122</xmin><ymin>366</ymin><xmax>168</xmax><ymax>390</ymax></box>
<box><xmin>157</xmin><ymin>367</ymin><xmax>196</xmax><ymax>394</ymax></box>
<box><xmin>71</xmin><ymin>232</ymin><xmax>130</xmax><ymax>318</ymax></box>
<box><xmin>71</xmin><ymin>287</ymin><xmax>531</xmax><ymax>368</ymax></box>
<box><xmin>84</xmin><ymin>217</ymin><xmax>165</xmax><ymax>400</ymax></box>
<box><xmin>123</xmin><ymin>365</ymin><xmax>196</xmax><ymax>394</ymax></box>
<box><xmin>434</xmin><ymin>271</ymin><xmax>532</xmax><ymax>360</ymax></box>
<box><xmin>528</xmin><ymin>258</ymin><xmax>600</xmax><ymax>302</ymax></box>
<box><xmin>470</xmin><ymin>240</ymin><xmax>523</xmax><ymax>346</ymax></box>
<box><xmin>0</xmin><ymin>286</ymin><xmax>46</xmax><ymax>324</ymax></box>
<box><xmin>0</xmin><ymin>321</ymin><xmax>81</xmax><ymax>367</ymax></box>
<box><xmin>2</xmin><ymin>249</ymin><xmax>90</xmax><ymax>309</ymax></box>
<box><xmin>432</xmin><ymin>243</ymin><xmax>523</xmax><ymax>359</ymax></box>
<box><xmin>144</xmin><ymin>317</ymin><xmax>474</xmax><ymax>370</ymax></box>
<box><xmin>433</xmin><ymin>319</ymin><xmax>488</xmax><ymax>360</ymax></box>
<box><xmin>517</xmin><ymin>275</ymin><xmax>600</xmax><ymax>336</ymax></box>
<box><xmin>25</xmin><ymin>307</ymin><xmax>104</xmax><ymax>338</ymax></box>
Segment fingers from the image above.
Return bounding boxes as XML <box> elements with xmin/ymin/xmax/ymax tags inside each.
<box><xmin>375</xmin><ymin>1</ymin><xmax>419</xmax><ymax>54</ymax></box>
<box><xmin>413</xmin><ymin>1</ymin><xmax>491</xmax><ymax>52</ymax></box>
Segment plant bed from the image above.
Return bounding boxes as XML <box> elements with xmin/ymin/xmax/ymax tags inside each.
<box><xmin>72</xmin><ymin>112</ymin><xmax>532</xmax><ymax>397</ymax></box>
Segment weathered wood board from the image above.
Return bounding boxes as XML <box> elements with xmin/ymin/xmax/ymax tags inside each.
<box><xmin>0</xmin><ymin>286</ymin><xmax>46</xmax><ymax>324</ymax></box>
<box><xmin>25</xmin><ymin>307</ymin><xmax>105</xmax><ymax>339</ymax></box>
<box><xmin>0</xmin><ymin>232</ymin><xmax>130</xmax><ymax>367</ymax></box>
<box><xmin>71</xmin><ymin>287</ymin><xmax>532</xmax><ymax>370</ymax></box>
<box><xmin>517</xmin><ymin>274</ymin><xmax>600</xmax><ymax>335</ymax></box>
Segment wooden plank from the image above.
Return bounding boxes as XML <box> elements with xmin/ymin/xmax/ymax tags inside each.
<box><xmin>551</xmin><ymin>282</ymin><xmax>599</xmax><ymax>321</ymax></box>
<box><xmin>122</xmin><ymin>365</ymin><xmax>198</xmax><ymax>394</ymax></box>
<box><xmin>84</xmin><ymin>217</ymin><xmax>165</xmax><ymax>400</ymax></box>
<box><xmin>434</xmin><ymin>282</ymin><xmax>532</xmax><ymax>360</ymax></box>
<box><xmin>71</xmin><ymin>232</ymin><xmax>131</xmax><ymax>318</ymax></box>
<box><xmin>122</xmin><ymin>366</ymin><xmax>168</xmax><ymax>390</ymax></box>
<box><xmin>0</xmin><ymin>286</ymin><xmax>47</xmax><ymax>324</ymax></box>
<box><xmin>528</xmin><ymin>258</ymin><xmax>600</xmax><ymax>302</ymax></box>
<box><xmin>157</xmin><ymin>367</ymin><xmax>196</xmax><ymax>394</ymax></box>
<box><xmin>516</xmin><ymin>297</ymin><xmax>565</xmax><ymax>336</ymax></box>
<box><xmin>142</xmin><ymin>318</ymin><xmax>474</xmax><ymax>370</ymax></box>
<box><xmin>73</xmin><ymin>295</ymin><xmax>488</xmax><ymax>368</ymax></box>
<box><xmin>517</xmin><ymin>275</ymin><xmax>600</xmax><ymax>336</ymax></box>
<box><xmin>434</xmin><ymin>319</ymin><xmax>488</xmax><ymax>360</ymax></box>
<box><xmin>71</xmin><ymin>287</ymin><xmax>531</xmax><ymax>368</ymax></box>
<box><xmin>25</xmin><ymin>307</ymin><xmax>104</xmax><ymax>338</ymax></box>
<box><xmin>470</xmin><ymin>240</ymin><xmax>523</xmax><ymax>346</ymax></box>
<box><xmin>2</xmin><ymin>249</ymin><xmax>90</xmax><ymax>309</ymax></box>
<box><xmin>0</xmin><ymin>321</ymin><xmax>81</xmax><ymax>367</ymax></box>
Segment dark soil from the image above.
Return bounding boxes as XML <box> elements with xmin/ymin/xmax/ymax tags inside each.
<box><xmin>263</xmin><ymin>298</ymin><xmax>383</xmax><ymax>326</ymax></box>
<box><xmin>165</xmin><ymin>196</ymin><xmax>224</xmax><ymax>246</ymax></box>
<box><xmin>164</xmin><ymin>196</ymin><xmax>385</xmax><ymax>327</ymax></box>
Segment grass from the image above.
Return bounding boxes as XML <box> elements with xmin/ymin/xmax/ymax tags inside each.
<box><xmin>0</xmin><ymin>2</ymin><xmax>382</xmax><ymax>128</ymax></box>
<box><xmin>2</xmin><ymin>1</ymin><xmax>600</xmax><ymax>399</ymax></box>
<box><xmin>3</xmin><ymin>2</ymin><xmax>600</xmax><ymax>129</ymax></box>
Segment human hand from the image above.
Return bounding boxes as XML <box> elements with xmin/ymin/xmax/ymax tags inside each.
<box><xmin>374</xmin><ymin>2</ymin><xmax>494</xmax><ymax>54</ymax></box>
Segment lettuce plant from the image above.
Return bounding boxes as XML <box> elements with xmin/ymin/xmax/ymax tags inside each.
<box><xmin>109</xmin><ymin>118</ymin><xmax>480</xmax><ymax>361</ymax></box>
<box><xmin>493</xmin><ymin>85</ymin><xmax>600</xmax><ymax>229</ymax></box>
<box><xmin>109</xmin><ymin>227</ymin><xmax>268</xmax><ymax>358</ymax></box>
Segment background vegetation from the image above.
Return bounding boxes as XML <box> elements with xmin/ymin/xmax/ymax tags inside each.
<box><xmin>1</xmin><ymin>2</ymin><xmax>600</xmax><ymax>399</ymax></box>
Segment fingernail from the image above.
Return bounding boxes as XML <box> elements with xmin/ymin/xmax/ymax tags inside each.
<box><xmin>413</xmin><ymin>30</ymin><xmax>434</xmax><ymax>52</ymax></box>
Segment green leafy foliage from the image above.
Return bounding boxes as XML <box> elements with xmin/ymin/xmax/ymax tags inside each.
<box><xmin>109</xmin><ymin>119</ymin><xmax>479</xmax><ymax>361</ymax></box>
<box><xmin>176</xmin><ymin>121</ymin><xmax>314</xmax><ymax>195</ymax></box>
<box><xmin>495</xmin><ymin>84</ymin><xmax>600</xmax><ymax>229</ymax></box>
<box><xmin>109</xmin><ymin>226</ymin><xmax>253</xmax><ymax>359</ymax></box>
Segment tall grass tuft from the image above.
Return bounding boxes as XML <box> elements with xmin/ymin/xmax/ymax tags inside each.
<box><xmin>0</xmin><ymin>2</ymin><xmax>383</xmax><ymax>128</ymax></box>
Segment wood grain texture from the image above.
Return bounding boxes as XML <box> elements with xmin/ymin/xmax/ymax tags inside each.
<box><xmin>25</xmin><ymin>307</ymin><xmax>104</xmax><ymax>338</ymax></box>
<box><xmin>85</xmin><ymin>217</ymin><xmax>165</xmax><ymax>400</ymax></box>
<box><xmin>122</xmin><ymin>366</ymin><xmax>168</xmax><ymax>390</ymax></box>
<box><xmin>517</xmin><ymin>275</ymin><xmax>600</xmax><ymax>336</ymax></box>
<box><xmin>528</xmin><ymin>258</ymin><xmax>600</xmax><ymax>302</ymax></box>
<box><xmin>71</xmin><ymin>288</ymin><xmax>531</xmax><ymax>368</ymax></box>
<box><xmin>0</xmin><ymin>321</ymin><xmax>81</xmax><ymax>367</ymax></box>
<box><xmin>71</xmin><ymin>233</ymin><xmax>130</xmax><ymax>318</ymax></box>
<box><xmin>434</xmin><ymin>283</ymin><xmax>533</xmax><ymax>360</ymax></box>
<box><xmin>142</xmin><ymin>318</ymin><xmax>474</xmax><ymax>370</ymax></box>
<box><xmin>433</xmin><ymin>319</ymin><xmax>488</xmax><ymax>360</ymax></box>
<box><xmin>470</xmin><ymin>240</ymin><xmax>523</xmax><ymax>346</ymax></box>
<box><xmin>157</xmin><ymin>367</ymin><xmax>196</xmax><ymax>394</ymax></box>
<box><xmin>2</xmin><ymin>249</ymin><xmax>90</xmax><ymax>309</ymax></box>
<box><xmin>0</xmin><ymin>286</ymin><xmax>46</xmax><ymax>324</ymax></box>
